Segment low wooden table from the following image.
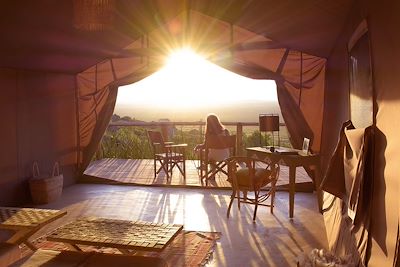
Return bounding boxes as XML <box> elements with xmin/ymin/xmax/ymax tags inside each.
<box><xmin>0</xmin><ymin>207</ymin><xmax>67</xmax><ymax>251</ymax></box>
<box><xmin>246</xmin><ymin>146</ymin><xmax>322</xmax><ymax>218</ymax></box>
<box><xmin>47</xmin><ymin>217</ymin><xmax>183</xmax><ymax>254</ymax></box>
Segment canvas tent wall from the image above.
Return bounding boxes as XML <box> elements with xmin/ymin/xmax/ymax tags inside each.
<box><xmin>0</xmin><ymin>0</ymin><xmax>339</xmax><ymax>204</ymax></box>
<box><xmin>1</xmin><ymin>0</ymin><xmax>400</xmax><ymax>266</ymax></box>
<box><xmin>0</xmin><ymin>69</ymin><xmax>78</xmax><ymax>204</ymax></box>
<box><xmin>320</xmin><ymin>0</ymin><xmax>400</xmax><ymax>266</ymax></box>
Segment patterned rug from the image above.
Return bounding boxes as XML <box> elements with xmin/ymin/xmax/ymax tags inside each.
<box><xmin>22</xmin><ymin>231</ymin><xmax>221</xmax><ymax>267</ymax></box>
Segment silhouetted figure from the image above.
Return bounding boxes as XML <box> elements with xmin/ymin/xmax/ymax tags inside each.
<box><xmin>195</xmin><ymin>114</ymin><xmax>230</xmax><ymax>178</ymax></box>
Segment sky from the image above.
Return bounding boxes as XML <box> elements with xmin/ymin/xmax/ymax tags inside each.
<box><xmin>115</xmin><ymin>48</ymin><xmax>279</xmax><ymax>122</ymax></box>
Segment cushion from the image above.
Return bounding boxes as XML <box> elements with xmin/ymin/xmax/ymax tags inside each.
<box><xmin>235</xmin><ymin>168</ymin><xmax>272</xmax><ymax>188</ymax></box>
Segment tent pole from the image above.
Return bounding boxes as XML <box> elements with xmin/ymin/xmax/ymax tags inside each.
<box><xmin>299</xmin><ymin>52</ymin><xmax>303</xmax><ymax>106</ymax></box>
<box><xmin>74</xmin><ymin>76</ymin><xmax>81</xmax><ymax>177</ymax></box>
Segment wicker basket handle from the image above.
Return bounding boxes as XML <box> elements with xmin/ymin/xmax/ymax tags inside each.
<box><xmin>52</xmin><ymin>162</ymin><xmax>60</xmax><ymax>177</ymax></box>
<box><xmin>32</xmin><ymin>161</ymin><xmax>40</xmax><ymax>178</ymax></box>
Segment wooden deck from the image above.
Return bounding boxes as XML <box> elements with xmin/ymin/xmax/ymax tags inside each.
<box><xmin>83</xmin><ymin>158</ymin><xmax>314</xmax><ymax>191</ymax></box>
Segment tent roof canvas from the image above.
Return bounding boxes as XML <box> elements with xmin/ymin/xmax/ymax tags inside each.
<box><xmin>0</xmin><ymin>0</ymin><xmax>353</xmax><ymax>74</ymax></box>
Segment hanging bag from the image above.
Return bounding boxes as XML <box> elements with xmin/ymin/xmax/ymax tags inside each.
<box><xmin>29</xmin><ymin>162</ymin><xmax>63</xmax><ymax>204</ymax></box>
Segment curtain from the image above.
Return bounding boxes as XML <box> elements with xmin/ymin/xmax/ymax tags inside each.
<box><xmin>321</xmin><ymin>120</ymin><xmax>375</xmax><ymax>266</ymax></box>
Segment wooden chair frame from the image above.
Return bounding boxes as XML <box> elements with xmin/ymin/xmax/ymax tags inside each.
<box><xmin>147</xmin><ymin>130</ymin><xmax>187</xmax><ymax>180</ymax></box>
<box><xmin>199</xmin><ymin>135</ymin><xmax>236</xmax><ymax>186</ymax></box>
<box><xmin>226</xmin><ymin>156</ymin><xmax>280</xmax><ymax>221</ymax></box>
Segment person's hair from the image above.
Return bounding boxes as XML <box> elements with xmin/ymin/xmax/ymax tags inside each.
<box><xmin>205</xmin><ymin>113</ymin><xmax>225</xmax><ymax>135</ymax></box>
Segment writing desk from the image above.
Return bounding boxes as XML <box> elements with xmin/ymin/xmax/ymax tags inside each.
<box><xmin>47</xmin><ymin>217</ymin><xmax>183</xmax><ymax>254</ymax></box>
<box><xmin>0</xmin><ymin>207</ymin><xmax>67</xmax><ymax>251</ymax></box>
<box><xmin>246</xmin><ymin>147</ymin><xmax>322</xmax><ymax>218</ymax></box>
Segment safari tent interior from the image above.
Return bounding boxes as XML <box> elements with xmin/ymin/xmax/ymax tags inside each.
<box><xmin>0</xmin><ymin>0</ymin><xmax>399</xmax><ymax>266</ymax></box>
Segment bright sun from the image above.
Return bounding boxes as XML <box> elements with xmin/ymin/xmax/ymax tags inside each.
<box><xmin>117</xmin><ymin>48</ymin><xmax>277</xmax><ymax>110</ymax></box>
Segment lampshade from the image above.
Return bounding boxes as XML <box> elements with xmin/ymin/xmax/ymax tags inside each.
<box><xmin>259</xmin><ymin>114</ymin><xmax>279</xmax><ymax>132</ymax></box>
<box><xmin>73</xmin><ymin>0</ymin><xmax>116</xmax><ymax>31</ymax></box>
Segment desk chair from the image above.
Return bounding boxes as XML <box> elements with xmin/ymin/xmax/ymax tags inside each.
<box><xmin>200</xmin><ymin>135</ymin><xmax>236</xmax><ymax>186</ymax></box>
<box><xmin>147</xmin><ymin>130</ymin><xmax>187</xmax><ymax>179</ymax></box>
<box><xmin>226</xmin><ymin>156</ymin><xmax>280</xmax><ymax>221</ymax></box>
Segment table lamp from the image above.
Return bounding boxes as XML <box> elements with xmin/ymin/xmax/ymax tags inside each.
<box><xmin>259</xmin><ymin>114</ymin><xmax>280</xmax><ymax>149</ymax></box>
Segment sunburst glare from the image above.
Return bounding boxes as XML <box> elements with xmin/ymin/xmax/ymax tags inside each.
<box><xmin>116</xmin><ymin>48</ymin><xmax>277</xmax><ymax>121</ymax></box>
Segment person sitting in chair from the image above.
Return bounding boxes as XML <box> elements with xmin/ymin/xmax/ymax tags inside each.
<box><xmin>194</xmin><ymin>113</ymin><xmax>230</xmax><ymax>178</ymax></box>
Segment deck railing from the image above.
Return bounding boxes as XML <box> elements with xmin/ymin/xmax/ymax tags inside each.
<box><xmin>94</xmin><ymin>121</ymin><xmax>290</xmax><ymax>160</ymax></box>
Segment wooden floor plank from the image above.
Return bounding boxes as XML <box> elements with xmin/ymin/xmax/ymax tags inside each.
<box><xmin>31</xmin><ymin>184</ymin><xmax>328</xmax><ymax>267</ymax></box>
<box><xmin>83</xmin><ymin>159</ymin><xmax>313</xmax><ymax>190</ymax></box>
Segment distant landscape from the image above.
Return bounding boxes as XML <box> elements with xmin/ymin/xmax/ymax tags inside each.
<box><xmin>94</xmin><ymin>49</ymin><xmax>290</xmax><ymax>159</ymax></box>
<box><xmin>96</xmin><ymin>50</ymin><xmax>291</xmax><ymax>161</ymax></box>
<box><xmin>114</xmin><ymin>100</ymin><xmax>282</xmax><ymax>123</ymax></box>
<box><xmin>97</xmin><ymin>105</ymin><xmax>290</xmax><ymax>161</ymax></box>
<box><xmin>98</xmin><ymin>97</ymin><xmax>290</xmax><ymax>161</ymax></box>
<box><xmin>114</xmin><ymin>51</ymin><xmax>281</xmax><ymax>123</ymax></box>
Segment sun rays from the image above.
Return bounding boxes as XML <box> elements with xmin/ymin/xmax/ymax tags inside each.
<box><xmin>116</xmin><ymin>48</ymin><xmax>277</xmax><ymax>120</ymax></box>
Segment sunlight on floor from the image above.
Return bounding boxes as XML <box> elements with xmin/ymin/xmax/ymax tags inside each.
<box><xmin>38</xmin><ymin>184</ymin><xmax>327</xmax><ymax>267</ymax></box>
<box><xmin>146</xmin><ymin>192</ymin><xmax>213</xmax><ymax>230</ymax></box>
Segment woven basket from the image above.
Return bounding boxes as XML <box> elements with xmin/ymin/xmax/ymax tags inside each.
<box><xmin>29</xmin><ymin>162</ymin><xmax>63</xmax><ymax>204</ymax></box>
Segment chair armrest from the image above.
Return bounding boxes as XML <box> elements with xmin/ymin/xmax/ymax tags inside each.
<box><xmin>165</xmin><ymin>144</ymin><xmax>188</xmax><ymax>148</ymax></box>
<box><xmin>165</xmin><ymin>144</ymin><xmax>187</xmax><ymax>155</ymax></box>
